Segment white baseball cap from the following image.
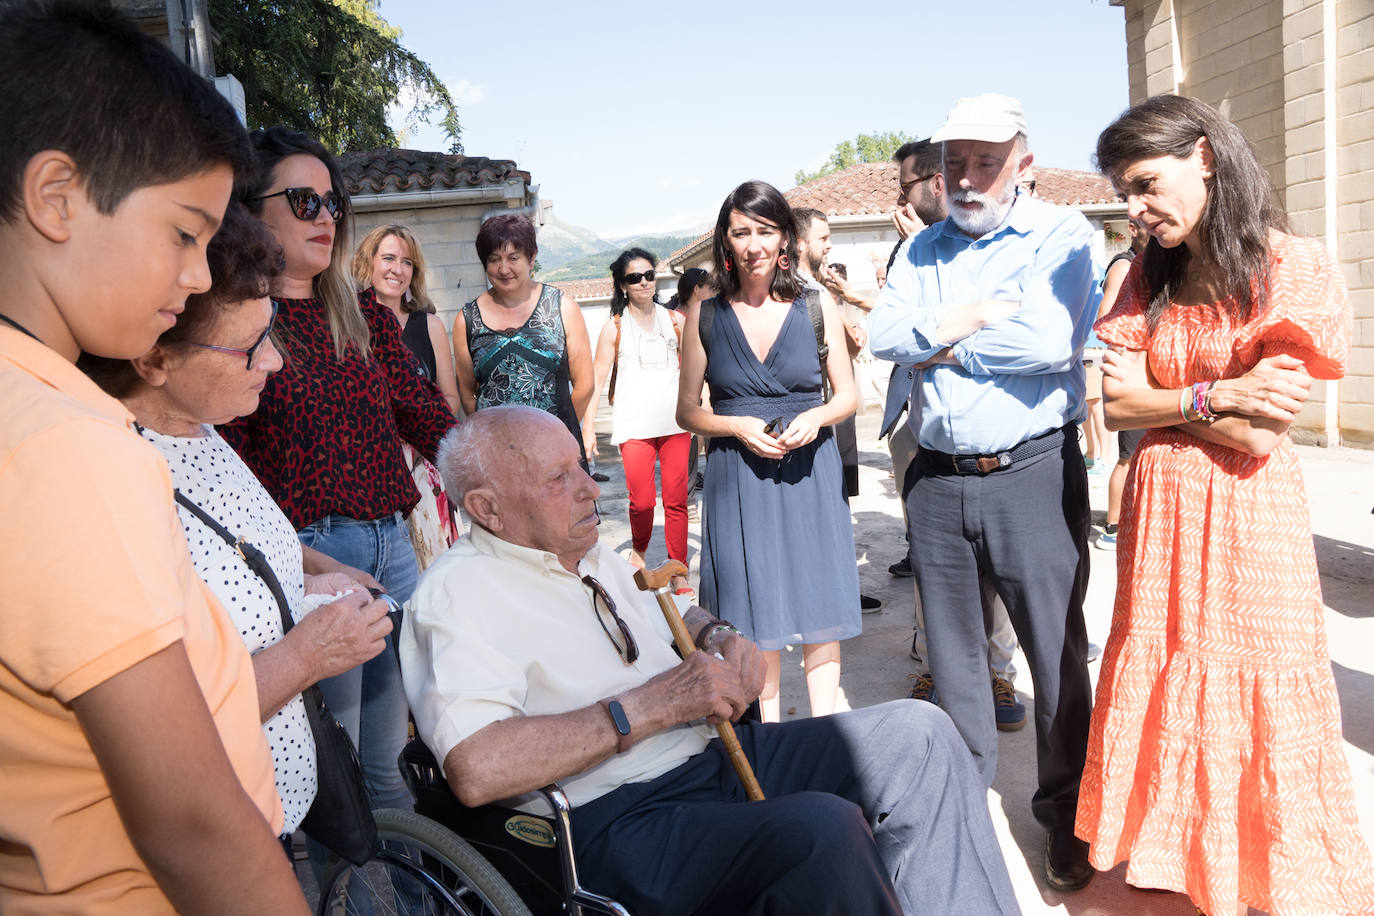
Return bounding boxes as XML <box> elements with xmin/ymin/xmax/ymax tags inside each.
<box><xmin>930</xmin><ymin>94</ymin><xmax>1028</xmax><ymax>144</ymax></box>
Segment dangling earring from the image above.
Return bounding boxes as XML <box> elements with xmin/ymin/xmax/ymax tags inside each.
<box><xmin>724</xmin><ymin>255</ymin><xmax>733</xmax><ymax>271</ymax></box>
<box><xmin>777</xmin><ymin>253</ymin><xmax>791</xmax><ymax>271</ymax></box>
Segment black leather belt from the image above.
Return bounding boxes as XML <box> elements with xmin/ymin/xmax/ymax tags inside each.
<box><xmin>920</xmin><ymin>424</ymin><xmax>1070</xmax><ymax>476</ymax></box>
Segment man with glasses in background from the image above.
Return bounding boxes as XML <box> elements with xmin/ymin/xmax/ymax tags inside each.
<box><xmin>399</xmin><ymin>405</ymin><xmax>1017</xmax><ymax>916</ymax></box>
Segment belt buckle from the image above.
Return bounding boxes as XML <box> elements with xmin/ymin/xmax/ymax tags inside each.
<box><xmin>974</xmin><ymin>452</ymin><xmax>1013</xmax><ymax>474</ymax></box>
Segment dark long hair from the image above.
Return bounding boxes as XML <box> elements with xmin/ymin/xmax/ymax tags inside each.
<box><xmin>243</xmin><ymin>126</ymin><xmax>363</xmax><ymax>359</ymax></box>
<box><xmin>670</xmin><ymin>267</ymin><xmax>715</xmax><ymax>310</ymax></box>
<box><xmin>1094</xmin><ymin>95</ymin><xmax>1287</xmax><ymax>329</ymax></box>
<box><xmin>608</xmin><ymin>247</ymin><xmax>657</xmax><ymax>317</ymax></box>
<box><xmin>711</xmin><ymin>181</ymin><xmax>802</xmax><ymax>303</ymax></box>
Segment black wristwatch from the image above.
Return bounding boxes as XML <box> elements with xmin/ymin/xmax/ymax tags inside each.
<box><xmin>598</xmin><ymin>698</ymin><xmax>632</xmax><ymax>754</ymax></box>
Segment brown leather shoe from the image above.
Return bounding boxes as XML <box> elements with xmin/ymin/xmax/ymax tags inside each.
<box><xmin>1044</xmin><ymin>829</ymin><xmax>1093</xmax><ymax>891</ymax></box>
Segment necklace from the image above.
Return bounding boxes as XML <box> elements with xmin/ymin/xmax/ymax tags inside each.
<box><xmin>0</xmin><ymin>313</ymin><xmax>43</xmax><ymax>345</ymax></box>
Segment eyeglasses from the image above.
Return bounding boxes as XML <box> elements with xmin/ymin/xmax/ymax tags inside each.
<box><xmin>253</xmin><ymin>187</ymin><xmax>344</xmax><ymax>223</ymax></box>
<box><xmin>581</xmin><ymin>575</ymin><xmax>639</xmax><ymax>665</ymax></box>
<box><xmin>1019</xmin><ymin>179</ymin><xmax>1037</xmax><ymax>196</ymax></box>
<box><xmin>188</xmin><ymin>301</ymin><xmax>279</xmax><ymax>369</ymax></box>
<box><xmin>899</xmin><ymin>174</ymin><xmax>937</xmax><ymax>196</ymax></box>
<box><xmin>622</xmin><ymin>270</ymin><xmax>655</xmax><ymax>285</ymax></box>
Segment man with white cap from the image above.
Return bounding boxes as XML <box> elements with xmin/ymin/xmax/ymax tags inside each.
<box><xmin>869</xmin><ymin>93</ymin><xmax>1098</xmax><ymax>891</ymax></box>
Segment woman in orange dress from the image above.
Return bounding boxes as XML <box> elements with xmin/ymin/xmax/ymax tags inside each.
<box><xmin>1075</xmin><ymin>95</ymin><xmax>1374</xmax><ymax>916</ymax></box>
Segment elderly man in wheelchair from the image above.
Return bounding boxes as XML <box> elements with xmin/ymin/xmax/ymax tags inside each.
<box><xmin>397</xmin><ymin>406</ymin><xmax>1018</xmax><ymax>916</ymax></box>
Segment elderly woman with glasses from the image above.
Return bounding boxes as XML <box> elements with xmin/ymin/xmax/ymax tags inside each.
<box><xmin>582</xmin><ymin>248</ymin><xmax>691</xmax><ymax>595</ymax></box>
<box><xmin>80</xmin><ymin>203</ymin><xmax>393</xmax><ymax>845</ymax></box>
<box><xmin>220</xmin><ymin>127</ymin><xmax>457</xmax><ymax>822</ymax></box>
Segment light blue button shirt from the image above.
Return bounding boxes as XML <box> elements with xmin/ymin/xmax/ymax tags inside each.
<box><xmin>869</xmin><ymin>194</ymin><xmax>1100</xmax><ymax>454</ymax></box>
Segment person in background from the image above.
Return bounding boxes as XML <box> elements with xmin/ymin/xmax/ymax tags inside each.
<box><xmin>793</xmin><ymin>208</ymin><xmax>883</xmax><ymax>615</ymax></box>
<box><xmin>1094</xmin><ymin>218</ymin><xmax>1148</xmax><ymax>551</ymax></box>
<box><xmin>353</xmin><ymin>223</ymin><xmax>461</xmax><ymax>568</ymax></box>
<box><xmin>452</xmin><ymin>213</ymin><xmax>594</xmax><ymax>454</ymax></box>
<box><xmin>354</xmin><ymin>224</ymin><xmax>460</xmax><ymax>413</ymax></box>
<box><xmin>583</xmin><ymin>248</ymin><xmax>692</xmax><ymax>595</ymax></box>
<box><xmin>1077</xmin><ymin>93</ymin><xmax>1374</xmax><ymax>916</ymax></box>
<box><xmin>672</xmin><ymin>268</ymin><xmax>717</xmax><ymax>497</ymax></box>
<box><xmin>83</xmin><ymin>202</ymin><xmax>392</xmax><ymax>850</ymax></box>
<box><xmin>227</xmin><ymin>126</ymin><xmax>456</xmax><ymax>825</ymax></box>
<box><xmin>0</xmin><ymin>3</ymin><xmax>308</xmax><ymax>911</ymax></box>
<box><xmin>677</xmin><ymin>181</ymin><xmax>861</xmax><ymax>721</ymax></box>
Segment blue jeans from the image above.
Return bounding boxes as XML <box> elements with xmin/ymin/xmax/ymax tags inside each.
<box><xmin>297</xmin><ymin>512</ymin><xmax>417</xmax><ymax>811</ymax></box>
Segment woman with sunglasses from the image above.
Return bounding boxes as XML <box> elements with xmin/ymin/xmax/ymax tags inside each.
<box><xmin>582</xmin><ymin>248</ymin><xmax>691</xmax><ymax>595</ymax></box>
<box><xmin>676</xmin><ymin>181</ymin><xmax>860</xmax><ymax>722</ymax></box>
<box><xmin>353</xmin><ymin>224</ymin><xmax>461</xmax><ymax>570</ymax></box>
<box><xmin>80</xmin><ymin>203</ymin><xmax>392</xmax><ymax>851</ymax></box>
<box><xmin>452</xmin><ymin>212</ymin><xmax>594</xmax><ymax>453</ymax></box>
<box><xmin>223</xmin><ymin>127</ymin><xmax>456</xmax><ymax>822</ymax></box>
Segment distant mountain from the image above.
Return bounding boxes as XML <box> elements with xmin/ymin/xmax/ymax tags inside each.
<box><xmin>536</xmin><ymin>215</ymin><xmax>608</xmax><ymax>272</ymax></box>
<box><xmin>540</xmin><ymin>233</ymin><xmax>700</xmax><ymax>282</ymax></box>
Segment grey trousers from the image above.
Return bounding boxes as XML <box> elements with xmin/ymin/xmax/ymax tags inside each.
<box><xmin>573</xmin><ymin>700</ymin><xmax>1019</xmax><ymax>916</ymax></box>
<box><xmin>893</xmin><ymin>423</ymin><xmax>1018</xmax><ymax>681</ymax></box>
<box><xmin>903</xmin><ymin>433</ymin><xmax>1092</xmax><ymax>832</ymax></box>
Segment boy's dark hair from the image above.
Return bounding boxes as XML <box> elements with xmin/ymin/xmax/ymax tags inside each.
<box><xmin>0</xmin><ymin>0</ymin><xmax>254</xmax><ymax>223</ymax></box>
<box><xmin>81</xmin><ymin>202</ymin><xmax>284</xmax><ymax>398</ymax></box>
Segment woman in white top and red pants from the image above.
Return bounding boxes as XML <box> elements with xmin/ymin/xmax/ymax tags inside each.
<box><xmin>584</xmin><ymin>248</ymin><xmax>692</xmax><ymax>595</ymax></box>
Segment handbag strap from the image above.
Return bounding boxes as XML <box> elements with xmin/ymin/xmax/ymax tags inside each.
<box><xmin>172</xmin><ymin>488</ymin><xmax>298</xmax><ymax>637</ymax></box>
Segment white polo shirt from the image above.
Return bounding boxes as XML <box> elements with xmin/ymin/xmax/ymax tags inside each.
<box><xmin>399</xmin><ymin>525</ymin><xmax>713</xmax><ymax>810</ymax></box>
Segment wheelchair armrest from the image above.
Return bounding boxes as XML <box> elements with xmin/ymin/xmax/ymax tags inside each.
<box><xmin>535</xmin><ymin>786</ymin><xmax>631</xmax><ymax>916</ymax></box>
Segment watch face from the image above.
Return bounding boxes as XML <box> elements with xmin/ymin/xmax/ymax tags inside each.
<box><xmin>607</xmin><ymin>699</ymin><xmax>631</xmax><ymax>736</ymax></box>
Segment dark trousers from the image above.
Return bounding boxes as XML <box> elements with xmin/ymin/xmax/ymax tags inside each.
<box><xmin>572</xmin><ymin>701</ymin><xmax>1017</xmax><ymax>916</ymax></box>
<box><xmin>903</xmin><ymin>433</ymin><xmax>1092</xmax><ymax>832</ymax></box>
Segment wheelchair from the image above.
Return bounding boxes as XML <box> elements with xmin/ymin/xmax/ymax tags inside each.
<box><xmin>316</xmin><ymin>738</ymin><xmax>629</xmax><ymax>916</ymax></box>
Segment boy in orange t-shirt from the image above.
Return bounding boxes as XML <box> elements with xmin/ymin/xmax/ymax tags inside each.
<box><xmin>0</xmin><ymin>3</ymin><xmax>311</xmax><ymax>913</ymax></box>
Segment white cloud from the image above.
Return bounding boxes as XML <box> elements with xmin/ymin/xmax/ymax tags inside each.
<box><xmin>449</xmin><ymin>79</ymin><xmax>487</xmax><ymax>107</ymax></box>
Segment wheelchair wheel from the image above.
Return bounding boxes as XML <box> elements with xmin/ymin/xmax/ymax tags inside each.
<box><xmin>319</xmin><ymin>808</ymin><xmax>533</xmax><ymax>916</ymax></box>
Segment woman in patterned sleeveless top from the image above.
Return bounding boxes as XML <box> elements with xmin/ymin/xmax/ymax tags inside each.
<box><xmin>452</xmin><ymin>213</ymin><xmax>593</xmax><ymax>450</ymax></box>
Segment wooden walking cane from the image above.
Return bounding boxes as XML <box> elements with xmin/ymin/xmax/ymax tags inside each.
<box><xmin>633</xmin><ymin>560</ymin><xmax>765</xmax><ymax>802</ymax></box>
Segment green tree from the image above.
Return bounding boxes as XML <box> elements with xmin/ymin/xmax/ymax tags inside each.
<box><xmin>210</xmin><ymin>0</ymin><xmax>462</xmax><ymax>155</ymax></box>
<box><xmin>794</xmin><ymin>130</ymin><xmax>913</xmax><ymax>186</ymax></box>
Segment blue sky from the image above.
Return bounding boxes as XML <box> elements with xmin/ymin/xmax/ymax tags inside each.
<box><xmin>376</xmin><ymin>0</ymin><xmax>1131</xmax><ymax>238</ymax></box>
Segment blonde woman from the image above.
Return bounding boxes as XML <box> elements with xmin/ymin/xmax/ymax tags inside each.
<box><xmin>353</xmin><ymin>224</ymin><xmax>462</xmax><ymax>567</ymax></box>
<box><xmin>353</xmin><ymin>224</ymin><xmax>460</xmax><ymax>413</ymax></box>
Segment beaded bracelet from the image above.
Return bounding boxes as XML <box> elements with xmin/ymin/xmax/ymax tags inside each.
<box><xmin>1194</xmin><ymin>381</ymin><xmax>1218</xmax><ymax>421</ymax></box>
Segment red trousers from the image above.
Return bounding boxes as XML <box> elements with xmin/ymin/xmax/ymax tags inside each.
<box><xmin>618</xmin><ymin>432</ymin><xmax>691</xmax><ymax>562</ymax></box>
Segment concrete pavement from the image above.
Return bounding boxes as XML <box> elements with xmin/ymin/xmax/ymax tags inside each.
<box><xmin>589</xmin><ymin>405</ymin><xmax>1374</xmax><ymax>915</ymax></box>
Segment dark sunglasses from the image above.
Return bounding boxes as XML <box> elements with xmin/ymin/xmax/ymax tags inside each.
<box><xmin>188</xmin><ymin>300</ymin><xmax>279</xmax><ymax>369</ymax></box>
<box><xmin>622</xmin><ymin>270</ymin><xmax>656</xmax><ymax>285</ymax></box>
<box><xmin>899</xmin><ymin>174</ymin><xmax>937</xmax><ymax>195</ymax></box>
<box><xmin>253</xmin><ymin>187</ymin><xmax>344</xmax><ymax>223</ymax></box>
<box><xmin>581</xmin><ymin>575</ymin><xmax>639</xmax><ymax>665</ymax></box>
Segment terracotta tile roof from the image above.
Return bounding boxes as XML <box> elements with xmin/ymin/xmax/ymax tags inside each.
<box><xmin>1028</xmin><ymin>167</ymin><xmax>1119</xmax><ymax>205</ymax></box>
<box><xmin>551</xmin><ymin>278</ymin><xmax>614</xmax><ymax>301</ymax></box>
<box><xmin>784</xmin><ymin>161</ymin><xmax>1119</xmax><ymax>214</ymax></box>
<box><xmin>338</xmin><ymin>148</ymin><xmax>530</xmax><ymax>195</ymax></box>
<box><xmin>667</xmin><ymin>230</ymin><xmax>712</xmax><ymax>265</ymax></box>
<box><xmin>786</xmin><ymin>162</ymin><xmax>899</xmax><ymax>216</ymax></box>
<box><xmin>666</xmin><ymin>162</ymin><xmax>1119</xmax><ymax>269</ymax></box>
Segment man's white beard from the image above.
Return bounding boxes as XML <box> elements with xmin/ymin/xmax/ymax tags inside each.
<box><xmin>947</xmin><ymin>183</ymin><xmax>1015</xmax><ymax>237</ymax></box>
